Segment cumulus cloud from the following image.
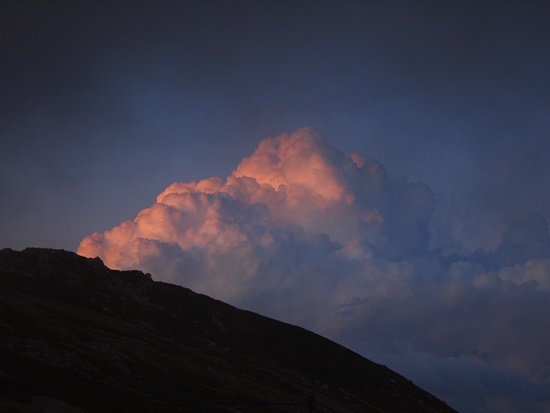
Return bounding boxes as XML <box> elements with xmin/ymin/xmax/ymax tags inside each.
<box><xmin>79</xmin><ymin>127</ymin><xmax>550</xmax><ymax>413</ymax></box>
<box><xmin>79</xmin><ymin>127</ymin><xmax>434</xmax><ymax>296</ymax></box>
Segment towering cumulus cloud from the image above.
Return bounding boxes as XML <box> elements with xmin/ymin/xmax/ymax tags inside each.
<box><xmin>79</xmin><ymin>128</ymin><xmax>550</xmax><ymax>413</ymax></box>
<box><xmin>79</xmin><ymin>128</ymin><xmax>434</xmax><ymax>297</ymax></box>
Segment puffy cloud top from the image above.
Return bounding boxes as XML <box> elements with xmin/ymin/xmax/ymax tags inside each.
<box><xmin>80</xmin><ymin>127</ymin><xmax>434</xmax><ymax>274</ymax></box>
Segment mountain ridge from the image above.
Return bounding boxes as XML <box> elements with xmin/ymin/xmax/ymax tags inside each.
<box><xmin>0</xmin><ymin>247</ymin><xmax>458</xmax><ymax>412</ymax></box>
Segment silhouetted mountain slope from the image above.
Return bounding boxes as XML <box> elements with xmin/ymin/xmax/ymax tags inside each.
<box><xmin>0</xmin><ymin>248</ymin><xmax>458</xmax><ymax>412</ymax></box>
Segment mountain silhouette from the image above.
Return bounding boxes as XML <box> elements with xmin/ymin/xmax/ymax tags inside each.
<box><xmin>0</xmin><ymin>248</ymin><xmax>458</xmax><ymax>412</ymax></box>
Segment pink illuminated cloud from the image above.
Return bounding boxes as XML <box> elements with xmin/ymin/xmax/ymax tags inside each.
<box><xmin>78</xmin><ymin>128</ymin><xmax>550</xmax><ymax>408</ymax></box>
<box><xmin>79</xmin><ymin>127</ymin><xmax>412</xmax><ymax>271</ymax></box>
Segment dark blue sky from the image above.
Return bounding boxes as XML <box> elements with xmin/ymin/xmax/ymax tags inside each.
<box><xmin>2</xmin><ymin>2</ymin><xmax>550</xmax><ymax>412</ymax></box>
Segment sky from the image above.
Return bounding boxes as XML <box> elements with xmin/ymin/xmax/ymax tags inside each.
<box><xmin>1</xmin><ymin>1</ymin><xmax>550</xmax><ymax>412</ymax></box>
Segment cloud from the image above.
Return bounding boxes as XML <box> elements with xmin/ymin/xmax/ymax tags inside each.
<box><xmin>372</xmin><ymin>350</ymin><xmax>550</xmax><ymax>413</ymax></box>
<box><xmin>78</xmin><ymin>127</ymin><xmax>550</xmax><ymax>413</ymax></box>
<box><xmin>493</xmin><ymin>211</ymin><xmax>550</xmax><ymax>267</ymax></box>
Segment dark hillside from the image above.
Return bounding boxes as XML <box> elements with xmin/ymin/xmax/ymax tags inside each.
<box><xmin>0</xmin><ymin>248</ymin><xmax>458</xmax><ymax>412</ymax></box>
